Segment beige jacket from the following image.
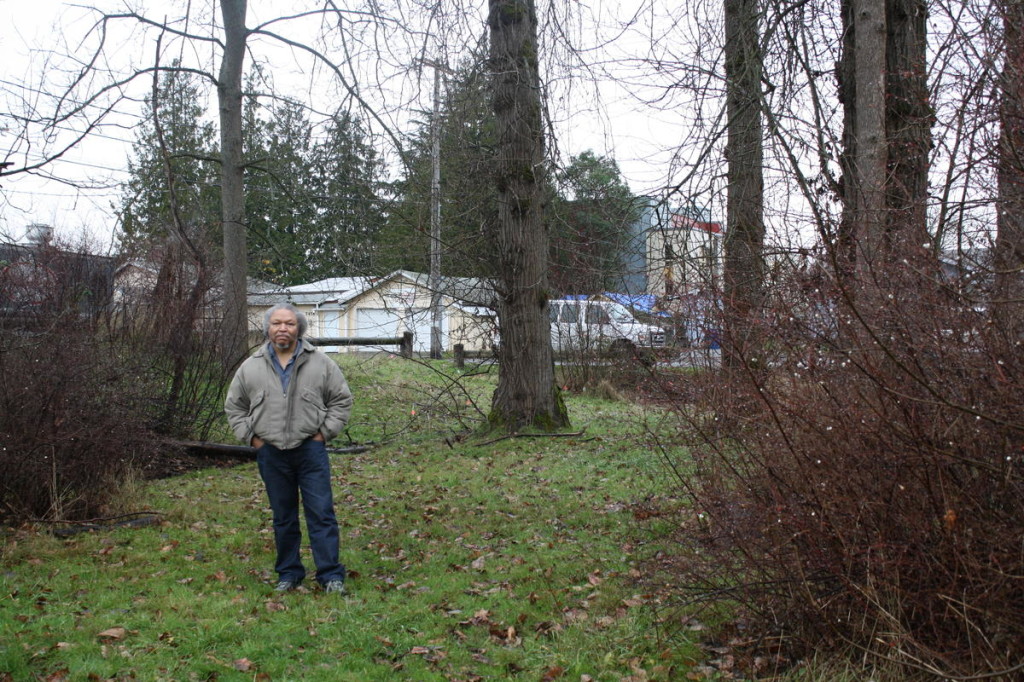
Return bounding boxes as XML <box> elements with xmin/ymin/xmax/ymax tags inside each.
<box><xmin>224</xmin><ymin>342</ymin><xmax>353</xmax><ymax>450</ymax></box>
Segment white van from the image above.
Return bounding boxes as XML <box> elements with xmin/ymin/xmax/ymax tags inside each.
<box><xmin>548</xmin><ymin>299</ymin><xmax>666</xmax><ymax>354</ymax></box>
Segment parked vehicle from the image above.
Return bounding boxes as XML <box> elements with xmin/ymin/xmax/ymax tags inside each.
<box><xmin>548</xmin><ymin>298</ymin><xmax>666</xmax><ymax>355</ymax></box>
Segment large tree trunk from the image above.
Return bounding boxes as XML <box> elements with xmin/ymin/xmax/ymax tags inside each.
<box><xmin>852</xmin><ymin>0</ymin><xmax>889</xmax><ymax>285</ymax></box>
<box><xmin>993</xmin><ymin>0</ymin><xmax>1024</xmax><ymax>338</ymax></box>
<box><xmin>885</xmin><ymin>0</ymin><xmax>931</xmax><ymax>255</ymax></box>
<box><xmin>722</xmin><ymin>0</ymin><xmax>765</xmax><ymax>369</ymax></box>
<box><xmin>486</xmin><ymin>0</ymin><xmax>568</xmax><ymax>432</ymax></box>
<box><xmin>836</xmin><ymin>0</ymin><xmax>858</xmax><ymax>278</ymax></box>
<box><xmin>218</xmin><ymin>0</ymin><xmax>249</xmax><ymax>369</ymax></box>
<box><xmin>840</xmin><ymin>0</ymin><xmax>931</xmax><ymax>288</ymax></box>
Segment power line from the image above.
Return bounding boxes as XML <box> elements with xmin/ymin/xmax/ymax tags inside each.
<box><xmin>1</xmin><ymin>187</ymin><xmax>122</xmax><ymax>199</ymax></box>
<box><xmin>8</xmin><ymin>157</ymin><xmax>132</xmax><ymax>174</ymax></box>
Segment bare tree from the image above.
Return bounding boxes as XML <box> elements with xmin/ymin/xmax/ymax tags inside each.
<box><xmin>218</xmin><ymin>0</ymin><xmax>249</xmax><ymax>368</ymax></box>
<box><xmin>486</xmin><ymin>0</ymin><xmax>568</xmax><ymax>432</ymax></box>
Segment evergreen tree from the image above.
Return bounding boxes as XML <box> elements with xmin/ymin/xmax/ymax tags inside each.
<box><xmin>309</xmin><ymin>111</ymin><xmax>387</xmax><ymax>278</ymax></box>
<box><xmin>240</xmin><ymin>85</ymin><xmax>385</xmax><ymax>284</ymax></box>
<box><xmin>243</xmin><ymin>96</ymin><xmax>318</xmax><ymax>284</ymax></box>
<box><xmin>549</xmin><ymin>151</ymin><xmax>639</xmax><ymax>295</ymax></box>
<box><xmin>384</xmin><ymin>54</ymin><xmax>498</xmax><ymax>278</ymax></box>
<box><xmin>118</xmin><ymin>64</ymin><xmax>219</xmax><ymax>254</ymax></box>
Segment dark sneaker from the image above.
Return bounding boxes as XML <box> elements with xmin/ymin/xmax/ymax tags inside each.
<box><xmin>323</xmin><ymin>579</ymin><xmax>346</xmax><ymax>594</ymax></box>
<box><xmin>273</xmin><ymin>579</ymin><xmax>300</xmax><ymax>592</ymax></box>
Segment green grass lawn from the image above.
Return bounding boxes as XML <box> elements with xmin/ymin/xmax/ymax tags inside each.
<box><xmin>1</xmin><ymin>356</ymin><xmax>702</xmax><ymax>681</ymax></box>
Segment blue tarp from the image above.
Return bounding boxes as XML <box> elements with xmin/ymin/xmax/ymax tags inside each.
<box><xmin>600</xmin><ymin>292</ymin><xmax>671</xmax><ymax>317</ymax></box>
<box><xmin>559</xmin><ymin>293</ymin><xmax>671</xmax><ymax>316</ymax></box>
<box><xmin>557</xmin><ymin>290</ymin><xmax>675</xmax><ymax>315</ymax></box>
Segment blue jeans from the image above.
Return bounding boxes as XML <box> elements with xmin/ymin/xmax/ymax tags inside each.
<box><xmin>256</xmin><ymin>439</ymin><xmax>345</xmax><ymax>585</ymax></box>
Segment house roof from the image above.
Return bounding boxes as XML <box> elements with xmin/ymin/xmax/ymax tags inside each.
<box><xmin>669</xmin><ymin>213</ymin><xmax>723</xmax><ymax>234</ymax></box>
<box><xmin>388</xmin><ymin>270</ymin><xmax>496</xmax><ymax>308</ymax></box>
<box><xmin>247</xmin><ymin>270</ymin><xmax>497</xmax><ymax>310</ymax></box>
<box><xmin>288</xmin><ymin>277</ymin><xmax>373</xmax><ymax>296</ymax></box>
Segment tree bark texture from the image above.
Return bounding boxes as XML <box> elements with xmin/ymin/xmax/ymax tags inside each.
<box><xmin>486</xmin><ymin>0</ymin><xmax>568</xmax><ymax>432</ymax></box>
<box><xmin>852</xmin><ymin>0</ymin><xmax>889</xmax><ymax>284</ymax></box>
<box><xmin>836</xmin><ymin>0</ymin><xmax>858</xmax><ymax>276</ymax></box>
<box><xmin>885</xmin><ymin>0</ymin><xmax>931</xmax><ymax>256</ymax></box>
<box><xmin>722</xmin><ymin>0</ymin><xmax>766</xmax><ymax>369</ymax></box>
<box><xmin>218</xmin><ymin>0</ymin><xmax>249</xmax><ymax>369</ymax></box>
<box><xmin>839</xmin><ymin>0</ymin><xmax>931</xmax><ymax>287</ymax></box>
<box><xmin>994</xmin><ymin>0</ymin><xmax>1024</xmax><ymax>336</ymax></box>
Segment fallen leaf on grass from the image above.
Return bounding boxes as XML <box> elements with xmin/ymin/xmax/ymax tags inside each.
<box><xmin>96</xmin><ymin>627</ymin><xmax>126</xmax><ymax>641</ymax></box>
<box><xmin>457</xmin><ymin>609</ymin><xmax>492</xmax><ymax>628</ymax></box>
<box><xmin>489</xmin><ymin>625</ymin><xmax>521</xmax><ymax>646</ymax></box>
<box><xmin>562</xmin><ymin>608</ymin><xmax>588</xmax><ymax>624</ymax></box>
<box><xmin>233</xmin><ymin>658</ymin><xmax>254</xmax><ymax>671</ymax></box>
<box><xmin>540</xmin><ymin>665</ymin><xmax>565</xmax><ymax>680</ymax></box>
<box><xmin>533</xmin><ymin>621</ymin><xmax>563</xmax><ymax>637</ymax></box>
<box><xmin>409</xmin><ymin>645</ymin><xmax>447</xmax><ymax>662</ymax></box>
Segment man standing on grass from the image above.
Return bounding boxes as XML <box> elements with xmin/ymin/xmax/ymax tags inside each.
<box><xmin>225</xmin><ymin>302</ymin><xmax>352</xmax><ymax>594</ymax></box>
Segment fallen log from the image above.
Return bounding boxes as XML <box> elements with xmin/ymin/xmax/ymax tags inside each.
<box><xmin>173</xmin><ymin>440</ymin><xmax>256</xmax><ymax>457</ymax></box>
<box><xmin>45</xmin><ymin>512</ymin><xmax>164</xmax><ymax>537</ymax></box>
<box><xmin>167</xmin><ymin>440</ymin><xmax>369</xmax><ymax>459</ymax></box>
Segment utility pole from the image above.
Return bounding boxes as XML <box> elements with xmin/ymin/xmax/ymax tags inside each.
<box><xmin>428</xmin><ymin>62</ymin><xmax>446</xmax><ymax>359</ymax></box>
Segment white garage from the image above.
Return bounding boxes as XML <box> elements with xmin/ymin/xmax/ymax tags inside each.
<box><xmin>247</xmin><ymin>270</ymin><xmax>496</xmax><ymax>355</ymax></box>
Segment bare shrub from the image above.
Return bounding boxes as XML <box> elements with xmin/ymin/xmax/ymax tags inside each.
<box><xmin>112</xmin><ymin>240</ymin><xmax>231</xmax><ymax>440</ymax></box>
<box><xmin>0</xmin><ymin>239</ymin><xmax>229</xmax><ymax>521</ymax></box>
<box><xmin>659</xmin><ymin>261</ymin><xmax>1024</xmax><ymax>678</ymax></box>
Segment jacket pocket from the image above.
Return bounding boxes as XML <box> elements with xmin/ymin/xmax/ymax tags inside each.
<box><xmin>248</xmin><ymin>390</ymin><xmax>267</xmax><ymax>426</ymax></box>
<box><xmin>297</xmin><ymin>388</ymin><xmax>327</xmax><ymax>437</ymax></box>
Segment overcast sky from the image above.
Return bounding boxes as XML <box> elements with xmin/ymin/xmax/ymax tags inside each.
<box><xmin>1</xmin><ymin>0</ymin><xmax>696</xmax><ymax>253</ymax></box>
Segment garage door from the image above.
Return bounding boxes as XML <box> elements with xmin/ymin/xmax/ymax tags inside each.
<box><xmin>355</xmin><ymin>308</ymin><xmax>400</xmax><ymax>352</ymax></box>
